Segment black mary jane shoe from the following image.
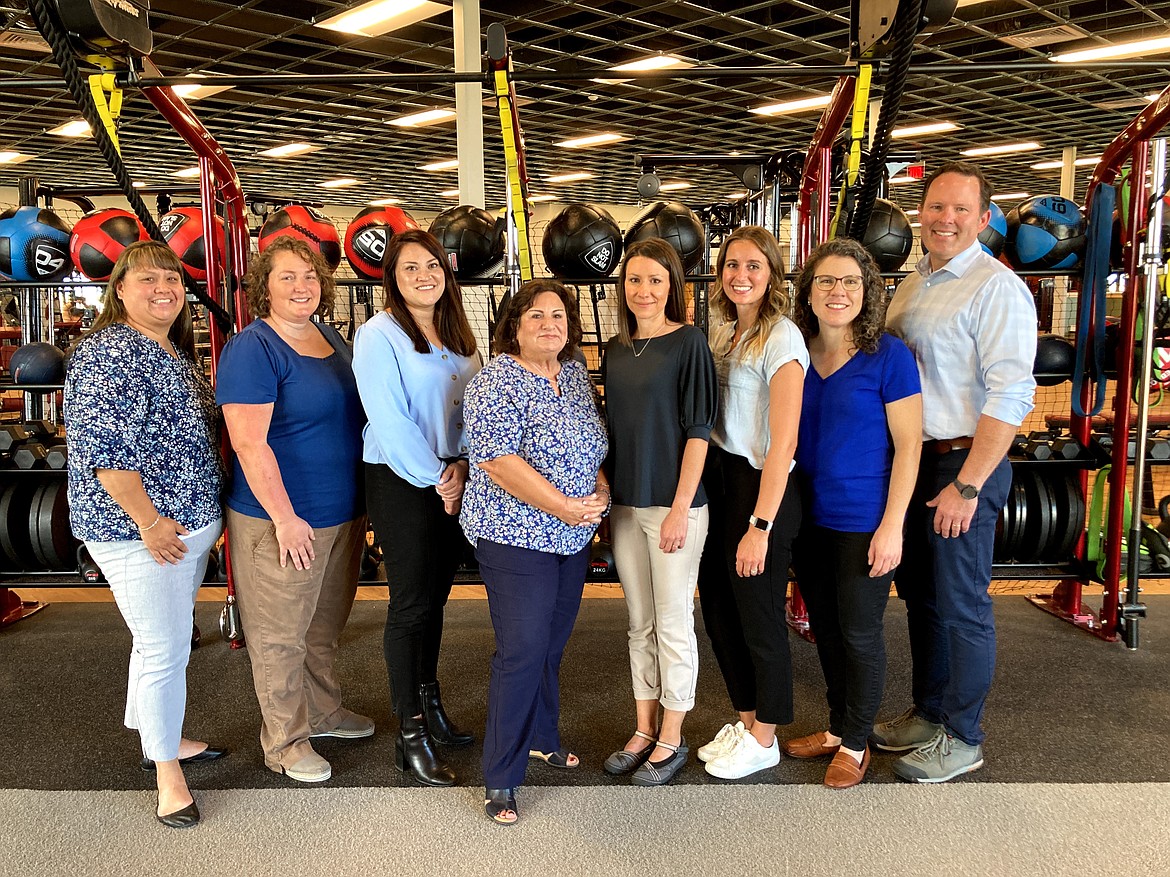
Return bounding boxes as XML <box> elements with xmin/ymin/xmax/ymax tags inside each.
<box><xmin>156</xmin><ymin>798</ymin><xmax>201</xmax><ymax>829</ymax></box>
<box><xmin>484</xmin><ymin>787</ymin><xmax>518</xmax><ymax>825</ymax></box>
<box><xmin>141</xmin><ymin>745</ymin><xmax>230</xmax><ymax>772</ymax></box>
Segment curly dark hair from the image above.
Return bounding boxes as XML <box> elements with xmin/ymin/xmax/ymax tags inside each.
<box><xmin>243</xmin><ymin>235</ymin><xmax>337</xmax><ymax>320</ymax></box>
<box><xmin>794</xmin><ymin>237</ymin><xmax>887</xmax><ymax>356</ymax></box>
<box><xmin>615</xmin><ymin>238</ymin><xmax>687</xmax><ymax>347</ymax></box>
<box><xmin>381</xmin><ymin>228</ymin><xmax>477</xmax><ymax>357</ymax></box>
<box><xmin>493</xmin><ymin>279</ymin><xmax>583</xmax><ymax>362</ymax></box>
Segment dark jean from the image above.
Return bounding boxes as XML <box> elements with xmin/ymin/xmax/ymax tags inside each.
<box><xmin>365</xmin><ymin>463</ymin><xmax>470</xmax><ymax>720</ymax></box>
<box><xmin>894</xmin><ymin>450</ymin><xmax>1012</xmax><ymax>746</ymax></box>
<box><xmin>476</xmin><ymin>538</ymin><xmax>588</xmax><ymax>789</ymax></box>
<box><xmin>793</xmin><ymin>526</ymin><xmax>892</xmax><ymax>751</ymax></box>
<box><xmin>697</xmin><ymin>447</ymin><xmax>800</xmax><ymax>725</ymax></box>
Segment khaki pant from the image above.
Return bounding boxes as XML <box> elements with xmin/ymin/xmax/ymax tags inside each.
<box><xmin>227</xmin><ymin>509</ymin><xmax>365</xmax><ymax>772</ymax></box>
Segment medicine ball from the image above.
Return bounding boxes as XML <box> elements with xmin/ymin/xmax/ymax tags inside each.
<box><xmin>979</xmin><ymin>201</ymin><xmax>1008</xmax><ymax>258</ymax></box>
<box><xmin>542</xmin><ymin>203</ymin><xmax>622</xmax><ymax>279</ymax></box>
<box><xmin>1005</xmin><ymin>195</ymin><xmax>1086</xmax><ymax>271</ymax></box>
<box><xmin>159</xmin><ymin>207</ymin><xmax>225</xmax><ymax>282</ymax></box>
<box><xmin>259</xmin><ymin>205</ymin><xmax>341</xmax><ymax>272</ymax></box>
<box><xmin>858</xmin><ymin>198</ymin><xmax>913</xmax><ymax>272</ymax></box>
<box><xmin>0</xmin><ymin>206</ymin><xmax>72</xmax><ymax>282</ymax></box>
<box><xmin>1033</xmin><ymin>333</ymin><xmax>1077</xmax><ymax>386</ymax></box>
<box><xmin>428</xmin><ymin>205</ymin><xmax>504</xmax><ymax>279</ymax></box>
<box><xmin>624</xmin><ymin>200</ymin><xmax>705</xmax><ymax>272</ymax></box>
<box><xmin>343</xmin><ymin>206</ymin><xmax>420</xmax><ymax>279</ymax></box>
<box><xmin>9</xmin><ymin>342</ymin><xmax>64</xmax><ymax>384</ymax></box>
<box><xmin>69</xmin><ymin>208</ymin><xmax>149</xmax><ymax>282</ymax></box>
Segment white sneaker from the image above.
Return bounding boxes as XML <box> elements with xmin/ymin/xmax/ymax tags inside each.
<box><xmin>697</xmin><ymin>721</ymin><xmax>745</xmax><ymax>763</ymax></box>
<box><xmin>704</xmin><ymin>730</ymin><xmax>780</xmax><ymax>779</ymax></box>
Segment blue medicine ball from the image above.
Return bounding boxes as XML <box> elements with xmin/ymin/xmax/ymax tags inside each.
<box><xmin>0</xmin><ymin>206</ymin><xmax>73</xmax><ymax>282</ymax></box>
<box><xmin>1005</xmin><ymin>195</ymin><xmax>1085</xmax><ymax>271</ymax></box>
<box><xmin>9</xmin><ymin>342</ymin><xmax>65</xmax><ymax>384</ymax></box>
<box><xmin>978</xmin><ymin>201</ymin><xmax>1008</xmax><ymax>258</ymax></box>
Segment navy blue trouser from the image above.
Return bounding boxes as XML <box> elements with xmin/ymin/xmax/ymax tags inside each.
<box><xmin>894</xmin><ymin>450</ymin><xmax>1011</xmax><ymax>746</ymax></box>
<box><xmin>476</xmin><ymin>538</ymin><xmax>588</xmax><ymax>789</ymax></box>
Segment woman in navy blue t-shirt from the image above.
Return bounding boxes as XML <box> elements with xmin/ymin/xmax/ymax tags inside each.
<box><xmin>788</xmin><ymin>237</ymin><xmax>922</xmax><ymax>789</ymax></box>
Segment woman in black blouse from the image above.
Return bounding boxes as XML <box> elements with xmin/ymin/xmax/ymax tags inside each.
<box><xmin>601</xmin><ymin>239</ymin><xmax>717</xmax><ymax>786</ymax></box>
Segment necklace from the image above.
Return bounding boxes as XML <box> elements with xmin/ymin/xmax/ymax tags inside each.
<box><xmin>632</xmin><ymin>321</ymin><xmax>667</xmax><ymax>357</ymax></box>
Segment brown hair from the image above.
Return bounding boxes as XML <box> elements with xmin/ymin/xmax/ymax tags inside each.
<box><xmin>243</xmin><ymin>235</ymin><xmax>337</xmax><ymax>320</ymax></box>
<box><xmin>88</xmin><ymin>240</ymin><xmax>196</xmax><ymax>359</ymax></box>
<box><xmin>794</xmin><ymin>237</ymin><xmax>887</xmax><ymax>356</ymax></box>
<box><xmin>381</xmin><ymin>228</ymin><xmax>477</xmax><ymax>357</ymax></box>
<box><xmin>615</xmin><ymin>238</ymin><xmax>687</xmax><ymax>347</ymax></box>
<box><xmin>709</xmin><ymin>226</ymin><xmax>790</xmax><ymax>360</ymax></box>
<box><xmin>493</xmin><ymin>279</ymin><xmax>582</xmax><ymax>362</ymax></box>
<box><xmin>921</xmin><ymin>160</ymin><xmax>993</xmax><ymax>214</ymax></box>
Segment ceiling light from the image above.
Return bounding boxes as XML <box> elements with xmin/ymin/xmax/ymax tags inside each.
<box><xmin>439</xmin><ymin>189</ymin><xmax>460</xmax><ymax>197</ymax></box>
<box><xmin>960</xmin><ymin>141</ymin><xmax>1042</xmax><ymax>156</ymax></box>
<box><xmin>48</xmin><ymin>119</ymin><xmax>91</xmax><ymax>137</ymax></box>
<box><xmin>0</xmin><ymin>152</ymin><xmax>32</xmax><ymax>164</ymax></box>
<box><xmin>727</xmin><ymin>192</ymin><xmax>749</xmax><ymax>200</ymax></box>
<box><xmin>991</xmin><ymin>192</ymin><xmax>1029</xmax><ymax>201</ymax></box>
<box><xmin>1030</xmin><ymin>156</ymin><xmax>1101</xmax><ymax>169</ymax></box>
<box><xmin>421</xmin><ymin>158</ymin><xmax>459</xmax><ymax>171</ymax></box>
<box><xmin>1052</xmin><ymin>34</ymin><xmax>1170</xmax><ymax>63</ymax></box>
<box><xmin>171</xmin><ymin>77</ymin><xmax>233</xmax><ymax>101</ymax></box>
<box><xmin>591</xmin><ymin>54</ymin><xmax>694</xmax><ymax>85</ymax></box>
<box><xmin>389</xmin><ymin>108</ymin><xmax>456</xmax><ymax>127</ymax></box>
<box><xmin>750</xmin><ymin>95</ymin><xmax>832</xmax><ymax>116</ymax></box>
<box><xmin>320</xmin><ymin>178</ymin><xmax>359</xmax><ymax>188</ymax></box>
<box><xmin>132</xmin><ymin>181</ymin><xmax>146</xmax><ymax>188</ymax></box>
<box><xmin>546</xmin><ymin>172</ymin><xmax>594</xmax><ymax>183</ymax></box>
<box><xmin>659</xmin><ymin>181</ymin><xmax>691</xmax><ymax>191</ymax></box>
<box><xmin>905</xmin><ymin>209</ymin><xmax>919</xmax><ymax>216</ymax></box>
<box><xmin>889</xmin><ymin>176</ymin><xmax>921</xmax><ymax>185</ymax></box>
<box><xmin>556</xmin><ymin>132</ymin><xmax>624</xmax><ymax>148</ymax></box>
<box><xmin>891</xmin><ymin>122</ymin><xmax>960</xmax><ymax>138</ymax></box>
<box><xmin>316</xmin><ymin>0</ymin><xmax>449</xmax><ymax>38</ymax></box>
<box><xmin>529</xmin><ymin>194</ymin><xmax>557</xmax><ymax>203</ymax></box>
<box><xmin>368</xmin><ymin>197</ymin><xmax>402</xmax><ymax>206</ymax></box>
<box><xmin>910</xmin><ymin>222</ymin><xmax>922</xmax><ymax>228</ymax></box>
<box><xmin>171</xmin><ymin>167</ymin><xmax>202</xmax><ymax>178</ymax></box>
<box><xmin>258</xmin><ymin>142</ymin><xmax>322</xmax><ymax>158</ymax></box>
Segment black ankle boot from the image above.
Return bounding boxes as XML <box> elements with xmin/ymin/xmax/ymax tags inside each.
<box><xmin>419</xmin><ymin>681</ymin><xmax>474</xmax><ymax>746</ymax></box>
<box><xmin>395</xmin><ymin>716</ymin><xmax>456</xmax><ymax>786</ymax></box>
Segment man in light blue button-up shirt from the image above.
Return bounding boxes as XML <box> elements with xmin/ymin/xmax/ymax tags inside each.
<box><xmin>877</xmin><ymin>161</ymin><xmax>1037</xmax><ymax>783</ymax></box>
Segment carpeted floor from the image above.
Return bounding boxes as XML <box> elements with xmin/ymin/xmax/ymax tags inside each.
<box><xmin>3</xmin><ymin>594</ymin><xmax>1169</xmax><ymax>791</ymax></box>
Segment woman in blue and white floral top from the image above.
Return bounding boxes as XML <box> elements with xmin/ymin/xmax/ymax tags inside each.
<box><xmin>65</xmin><ymin>241</ymin><xmax>225</xmax><ymax>830</ymax></box>
<box><xmin>460</xmin><ymin>279</ymin><xmax>609</xmax><ymax>826</ymax></box>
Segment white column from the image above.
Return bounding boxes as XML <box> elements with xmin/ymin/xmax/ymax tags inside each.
<box><xmin>454</xmin><ymin>0</ymin><xmax>486</xmax><ymax>208</ymax></box>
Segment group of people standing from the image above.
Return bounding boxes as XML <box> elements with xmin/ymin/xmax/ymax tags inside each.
<box><xmin>63</xmin><ymin>160</ymin><xmax>1036</xmax><ymax>829</ymax></box>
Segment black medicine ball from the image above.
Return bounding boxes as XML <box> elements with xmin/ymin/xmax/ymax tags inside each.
<box><xmin>428</xmin><ymin>205</ymin><xmax>504</xmax><ymax>279</ymax></box>
<box><xmin>859</xmin><ymin>198</ymin><xmax>914</xmax><ymax>272</ymax></box>
<box><xmin>9</xmin><ymin>342</ymin><xmax>64</xmax><ymax>384</ymax></box>
<box><xmin>542</xmin><ymin>204</ymin><xmax>622</xmax><ymax>278</ymax></box>
<box><xmin>624</xmin><ymin>200</ymin><xmax>705</xmax><ymax>272</ymax></box>
<box><xmin>1033</xmin><ymin>334</ymin><xmax>1077</xmax><ymax>386</ymax></box>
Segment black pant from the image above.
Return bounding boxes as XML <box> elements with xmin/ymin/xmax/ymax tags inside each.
<box><xmin>792</xmin><ymin>525</ymin><xmax>892</xmax><ymax>751</ymax></box>
<box><xmin>697</xmin><ymin>448</ymin><xmax>800</xmax><ymax>725</ymax></box>
<box><xmin>365</xmin><ymin>463</ymin><xmax>470</xmax><ymax>719</ymax></box>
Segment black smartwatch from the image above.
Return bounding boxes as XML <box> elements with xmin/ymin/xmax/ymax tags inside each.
<box><xmin>748</xmin><ymin>515</ymin><xmax>773</xmax><ymax>533</ymax></box>
<box><xmin>952</xmin><ymin>478</ymin><xmax>980</xmax><ymax>500</ymax></box>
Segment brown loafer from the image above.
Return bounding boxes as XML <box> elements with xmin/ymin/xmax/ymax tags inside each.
<box><xmin>824</xmin><ymin>747</ymin><xmax>870</xmax><ymax>789</ymax></box>
<box><xmin>782</xmin><ymin>731</ymin><xmax>841</xmax><ymax>759</ymax></box>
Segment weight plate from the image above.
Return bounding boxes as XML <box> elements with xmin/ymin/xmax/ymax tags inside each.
<box><xmin>1019</xmin><ymin>469</ymin><xmax>1056</xmax><ymax>563</ymax></box>
<box><xmin>995</xmin><ymin>473</ymin><xmax>1014</xmax><ymax>562</ymax></box>
<box><xmin>1050</xmin><ymin>471</ymin><xmax>1087</xmax><ymax>562</ymax></box>
<box><xmin>0</xmin><ymin>479</ymin><xmax>41</xmax><ymax>569</ymax></box>
<box><xmin>28</xmin><ymin>481</ymin><xmax>53</xmax><ymax>568</ymax></box>
<box><xmin>36</xmin><ymin>480</ymin><xmax>78</xmax><ymax>570</ymax></box>
<box><xmin>1008</xmin><ymin>480</ymin><xmax>1028</xmax><ymax>562</ymax></box>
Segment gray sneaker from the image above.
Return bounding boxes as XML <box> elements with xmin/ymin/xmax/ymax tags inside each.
<box><xmin>892</xmin><ymin>730</ymin><xmax>984</xmax><ymax>783</ymax></box>
<box><xmin>870</xmin><ymin>707</ymin><xmax>943</xmax><ymax>752</ymax></box>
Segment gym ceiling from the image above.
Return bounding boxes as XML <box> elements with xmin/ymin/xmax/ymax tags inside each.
<box><xmin>0</xmin><ymin>0</ymin><xmax>1167</xmax><ymax>213</ymax></box>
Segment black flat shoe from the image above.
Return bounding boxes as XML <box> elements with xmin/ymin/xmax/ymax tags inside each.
<box><xmin>141</xmin><ymin>745</ymin><xmax>230</xmax><ymax>771</ymax></box>
<box><xmin>156</xmin><ymin>799</ymin><xmax>200</xmax><ymax>829</ymax></box>
<box><xmin>484</xmin><ymin>787</ymin><xmax>518</xmax><ymax>825</ymax></box>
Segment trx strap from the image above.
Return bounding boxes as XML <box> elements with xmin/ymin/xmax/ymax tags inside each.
<box><xmin>1086</xmin><ymin>466</ymin><xmax>1142</xmax><ymax>579</ymax></box>
<box><xmin>88</xmin><ymin>73</ymin><xmax>122</xmax><ymax>153</ymax></box>
<box><xmin>829</xmin><ymin>63</ymin><xmax>872</xmax><ymax>239</ymax></box>
<box><xmin>488</xmin><ymin>25</ymin><xmax>533</xmax><ymax>286</ymax></box>
<box><xmin>1072</xmin><ymin>183</ymin><xmax>1114</xmax><ymax>417</ymax></box>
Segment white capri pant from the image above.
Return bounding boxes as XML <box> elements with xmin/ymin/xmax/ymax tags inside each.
<box><xmin>610</xmin><ymin>504</ymin><xmax>708</xmax><ymax>712</ymax></box>
<box><xmin>86</xmin><ymin>519</ymin><xmax>222</xmax><ymax>762</ymax></box>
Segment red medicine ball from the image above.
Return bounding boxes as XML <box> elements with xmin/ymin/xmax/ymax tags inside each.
<box><xmin>259</xmin><ymin>205</ymin><xmax>342</xmax><ymax>272</ymax></box>
<box><xmin>343</xmin><ymin>206</ymin><xmax>420</xmax><ymax>280</ymax></box>
<box><xmin>69</xmin><ymin>208</ymin><xmax>149</xmax><ymax>281</ymax></box>
<box><xmin>159</xmin><ymin>207</ymin><xmax>225</xmax><ymax>282</ymax></box>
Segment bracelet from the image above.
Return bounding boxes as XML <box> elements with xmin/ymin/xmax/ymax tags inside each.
<box><xmin>139</xmin><ymin>514</ymin><xmax>162</xmax><ymax>533</ymax></box>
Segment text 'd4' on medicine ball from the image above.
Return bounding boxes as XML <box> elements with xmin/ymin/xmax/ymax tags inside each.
<box><xmin>1005</xmin><ymin>195</ymin><xmax>1086</xmax><ymax>271</ymax></box>
<box><xmin>259</xmin><ymin>205</ymin><xmax>342</xmax><ymax>272</ymax></box>
<box><xmin>343</xmin><ymin>206</ymin><xmax>420</xmax><ymax>279</ymax></box>
<box><xmin>69</xmin><ymin>208</ymin><xmax>149</xmax><ymax>282</ymax></box>
<box><xmin>624</xmin><ymin>200</ymin><xmax>706</xmax><ymax>272</ymax></box>
<box><xmin>0</xmin><ymin>206</ymin><xmax>73</xmax><ymax>282</ymax></box>
<box><xmin>428</xmin><ymin>205</ymin><xmax>504</xmax><ymax>279</ymax></box>
<box><xmin>858</xmin><ymin>198</ymin><xmax>913</xmax><ymax>272</ymax></box>
<box><xmin>979</xmin><ymin>200</ymin><xmax>1008</xmax><ymax>258</ymax></box>
<box><xmin>9</xmin><ymin>342</ymin><xmax>64</xmax><ymax>384</ymax></box>
<box><xmin>159</xmin><ymin>207</ymin><xmax>225</xmax><ymax>282</ymax></box>
<box><xmin>542</xmin><ymin>203</ymin><xmax>622</xmax><ymax>279</ymax></box>
<box><xmin>1033</xmin><ymin>333</ymin><xmax>1077</xmax><ymax>386</ymax></box>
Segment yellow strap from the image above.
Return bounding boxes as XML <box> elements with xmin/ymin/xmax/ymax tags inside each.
<box><xmin>87</xmin><ymin>73</ymin><xmax>123</xmax><ymax>153</ymax></box>
<box><xmin>829</xmin><ymin>63</ymin><xmax>873</xmax><ymax>238</ymax></box>
<box><xmin>494</xmin><ymin>66</ymin><xmax>532</xmax><ymax>282</ymax></box>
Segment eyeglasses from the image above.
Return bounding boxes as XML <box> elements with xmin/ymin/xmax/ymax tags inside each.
<box><xmin>812</xmin><ymin>274</ymin><xmax>863</xmax><ymax>292</ymax></box>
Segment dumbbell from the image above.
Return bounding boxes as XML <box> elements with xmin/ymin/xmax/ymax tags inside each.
<box><xmin>22</xmin><ymin>420</ymin><xmax>57</xmax><ymax>441</ymax></box>
<box><xmin>0</xmin><ymin>424</ymin><xmax>29</xmax><ymax>453</ymax></box>
<box><xmin>14</xmin><ymin>439</ymin><xmax>67</xmax><ymax>469</ymax></box>
<box><xmin>1049</xmin><ymin>436</ymin><xmax>1083</xmax><ymax>460</ymax></box>
<box><xmin>1150</xmin><ymin>436</ymin><xmax>1170</xmax><ymax>460</ymax></box>
<box><xmin>1022</xmin><ymin>432</ymin><xmax>1053</xmax><ymax>461</ymax></box>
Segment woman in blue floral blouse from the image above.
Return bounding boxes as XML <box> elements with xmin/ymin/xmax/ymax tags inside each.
<box><xmin>65</xmin><ymin>241</ymin><xmax>225</xmax><ymax>829</ymax></box>
<box><xmin>460</xmin><ymin>279</ymin><xmax>609</xmax><ymax>825</ymax></box>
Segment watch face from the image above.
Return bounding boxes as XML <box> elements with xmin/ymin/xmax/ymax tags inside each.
<box><xmin>960</xmin><ymin>485</ymin><xmax>979</xmax><ymax>500</ymax></box>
